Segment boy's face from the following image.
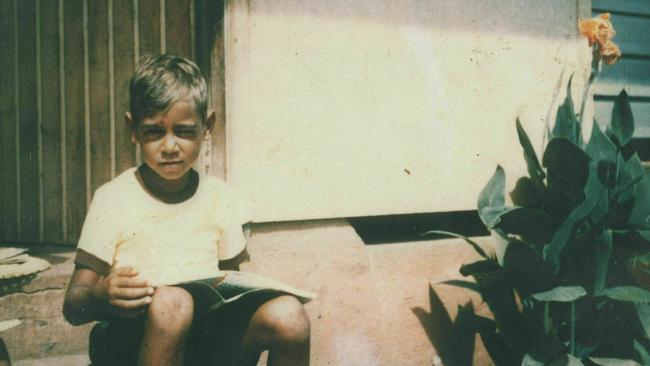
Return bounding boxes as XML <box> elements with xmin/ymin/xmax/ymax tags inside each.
<box><xmin>128</xmin><ymin>97</ymin><xmax>213</xmax><ymax>183</ymax></box>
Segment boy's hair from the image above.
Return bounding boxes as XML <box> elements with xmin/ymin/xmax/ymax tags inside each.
<box><xmin>129</xmin><ymin>54</ymin><xmax>208</xmax><ymax>126</ymax></box>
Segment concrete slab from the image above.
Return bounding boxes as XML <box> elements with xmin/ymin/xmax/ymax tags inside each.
<box><xmin>245</xmin><ymin>220</ymin><xmax>495</xmax><ymax>365</ymax></box>
<box><xmin>2</xmin><ymin>220</ymin><xmax>499</xmax><ymax>365</ymax></box>
<box><xmin>13</xmin><ymin>353</ymin><xmax>89</xmax><ymax>366</ymax></box>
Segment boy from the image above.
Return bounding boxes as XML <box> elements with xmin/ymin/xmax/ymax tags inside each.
<box><xmin>63</xmin><ymin>54</ymin><xmax>311</xmax><ymax>366</ymax></box>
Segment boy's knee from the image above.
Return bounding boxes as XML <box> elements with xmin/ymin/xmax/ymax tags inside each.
<box><xmin>147</xmin><ymin>286</ymin><xmax>194</xmax><ymax>330</ymax></box>
<box><xmin>256</xmin><ymin>296</ymin><xmax>310</xmax><ymax>345</ymax></box>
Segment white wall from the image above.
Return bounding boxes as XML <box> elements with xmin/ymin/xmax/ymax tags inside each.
<box><xmin>225</xmin><ymin>0</ymin><xmax>591</xmax><ymax>223</ymax></box>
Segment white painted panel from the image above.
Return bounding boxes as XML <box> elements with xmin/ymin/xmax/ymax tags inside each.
<box><xmin>226</xmin><ymin>0</ymin><xmax>590</xmax><ymax>222</ymax></box>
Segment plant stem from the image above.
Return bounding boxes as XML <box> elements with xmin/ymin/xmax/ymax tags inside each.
<box><xmin>544</xmin><ymin>302</ymin><xmax>551</xmax><ymax>334</ymax></box>
<box><xmin>570</xmin><ymin>301</ymin><xmax>576</xmax><ymax>355</ymax></box>
<box><xmin>577</xmin><ymin>48</ymin><xmax>601</xmax><ymax>133</ymax></box>
<box><xmin>616</xmin><ymin>149</ymin><xmax>623</xmax><ymax>187</ymax></box>
<box><xmin>578</xmin><ymin>72</ymin><xmax>597</xmax><ymax>129</ymax></box>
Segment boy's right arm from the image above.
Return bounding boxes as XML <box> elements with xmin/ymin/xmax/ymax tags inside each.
<box><xmin>63</xmin><ymin>265</ymin><xmax>154</xmax><ymax>325</ymax></box>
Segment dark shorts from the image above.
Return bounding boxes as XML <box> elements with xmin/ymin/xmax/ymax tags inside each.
<box><xmin>88</xmin><ymin>279</ymin><xmax>286</xmax><ymax>366</ymax></box>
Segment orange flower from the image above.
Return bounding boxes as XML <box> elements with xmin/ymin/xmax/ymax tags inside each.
<box><xmin>578</xmin><ymin>13</ymin><xmax>616</xmax><ymax>47</ymax></box>
<box><xmin>600</xmin><ymin>39</ymin><xmax>621</xmax><ymax>65</ymax></box>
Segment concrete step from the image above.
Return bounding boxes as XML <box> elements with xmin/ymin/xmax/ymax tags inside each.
<box><xmin>0</xmin><ymin>245</ymin><xmax>93</xmax><ymax>362</ymax></box>
<box><xmin>13</xmin><ymin>353</ymin><xmax>89</xmax><ymax>366</ymax></box>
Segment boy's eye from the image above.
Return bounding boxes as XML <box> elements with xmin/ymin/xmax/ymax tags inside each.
<box><xmin>174</xmin><ymin>127</ymin><xmax>199</xmax><ymax>139</ymax></box>
<box><xmin>137</xmin><ymin>125</ymin><xmax>199</xmax><ymax>141</ymax></box>
<box><xmin>139</xmin><ymin>127</ymin><xmax>165</xmax><ymax>141</ymax></box>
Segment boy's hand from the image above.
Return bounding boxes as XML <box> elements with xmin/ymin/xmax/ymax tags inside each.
<box><xmin>96</xmin><ymin>267</ymin><xmax>154</xmax><ymax>319</ymax></box>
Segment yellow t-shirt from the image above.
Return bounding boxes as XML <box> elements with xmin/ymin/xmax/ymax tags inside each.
<box><xmin>75</xmin><ymin>167</ymin><xmax>250</xmax><ymax>286</ymax></box>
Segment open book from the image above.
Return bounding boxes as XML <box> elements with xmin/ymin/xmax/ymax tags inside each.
<box><xmin>176</xmin><ymin>271</ymin><xmax>316</xmax><ymax>316</ymax></box>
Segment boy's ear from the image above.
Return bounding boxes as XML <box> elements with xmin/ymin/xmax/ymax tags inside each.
<box><xmin>124</xmin><ymin>112</ymin><xmax>138</xmax><ymax>144</ymax></box>
<box><xmin>205</xmin><ymin>109</ymin><xmax>218</xmax><ymax>139</ymax></box>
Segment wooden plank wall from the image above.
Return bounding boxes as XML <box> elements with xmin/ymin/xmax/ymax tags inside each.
<box><xmin>0</xmin><ymin>0</ymin><xmax>223</xmax><ymax>245</ymax></box>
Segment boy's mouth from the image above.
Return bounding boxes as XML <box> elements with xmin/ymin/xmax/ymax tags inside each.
<box><xmin>160</xmin><ymin>161</ymin><xmax>183</xmax><ymax>166</ymax></box>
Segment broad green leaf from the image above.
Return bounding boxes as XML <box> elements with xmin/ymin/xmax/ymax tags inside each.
<box><xmin>594</xmin><ymin>230</ymin><xmax>612</xmax><ymax>294</ymax></box>
<box><xmin>479</xmin><ymin>165</ymin><xmax>506</xmax><ymax>208</ymax></box>
<box><xmin>565</xmin><ymin>74</ymin><xmax>576</xmax><ymax>117</ymax></box>
<box><xmin>599</xmin><ymin>286</ymin><xmax>650</xmax><ymax>303</ymax></box>
<box><xmin>606</xmin><ymin>126</ymin><xmax>622</xmax><ymax>149</ymax></box>
<box><xmin>611</xmin><ymin>89</ymin><xmax>634</xmax><ymax>146</ymax></box>
<box><xmin>634</xmin><ymin>303</ymin><xmax>650</xmax><ymax>340</ymax></box>
<box><xmin>610</xmin><ymin>156</ymin><xmax>644</xmax><ymax>224</ymax></box>
<box><xmin>496</xmin><ymin>208</ymin><xmax>553</xmax><ymax>245</ymax></box>
<box><xmin>552</xmin><ymin>75</ymin><xmax>581</xmax><ymax>146</ymax></box>
<box><xmin>532</xmin><ymin>285</ymin><xmax>586</xmax><ymax>302</ymax></box>
<box><xmin>627</xmin><ymin>176</ymin><xmax>650</xmax><ymax>227</ymax></box>
<box><xmin>602</xmin><ymin>198</ymin><xmax>635</xmax><ymax>230</ymax></box>
<box><xmin>477</xmin><ymin>166</ymin><xmax>506</xmax><ymax>228</ymax></box>
<box><xmin>523</xmin><ymin>333</ymin><xmax>566</xmax><ymax>366</ymax></box>
<box><xmin>480</xmin><ymin>207</ymin><xmax>515</xmax><ymax>229</ymax></box>
<box><xmin>543</xmin><ymin>138</ymin><xmax>590</xmax><ymax>194</ymax></box>
<box><xmin>517</xmin><ymin>118</ymin><xmax>546</xmax><ymax>185</ymax></box>
<box><xmin>545</xmin><ymin>172</ymin><xmax>606</xmax><ymax>269</ymax></box>
<box><xmin>637</xmin><ymin>230</ymin><xmax>650</xmax><ymax>242</ymax></box>
<box><xmin>554</xmin><ymin>103</ymin><xmax>581</xmax><ymax>146</ymax></box>
<box><xmin>596</xmin><ymin>160</ymin><xmax>618</xmax><ymax>190</ymax></box>
<box><xmin>504</xmin><ymin>240</ymin><xmax>558</xmax><ymax>296</ymax></box>
<box><xmin>634</xmin><ymin>340</ymin><xmax>650</xmax><ymax>366</ymax></box>
<box><xmin>589</xmin><ymin>166</ymin><xmax>611</xmax><ymax>223</ymax></box>
<box><xmin>522</xmin><ymin>353</ymin><xmax>545</xmax><ymax>366</ymax></box>
<box><xmin>511</xmin><ymin>177</ymin><xmax>542</xmax><ymax>208</ymax></box>
<box><xmin>545</xmin><ymin>216</ymin><xmax>577</xmax><ymax>269</ymax></box>
<box><xmin>565</xmin><ymin>354</ymin><xmax>585</xmax><ymax>366</ymax></box>
<box><xmin>491</xmin><ymin>229</ymin><xmax>510</xmax><ymax>266</ymax></box>
<box><xmin>422</xmin><ymin>230</ymin><xmax>489</xmax><ymax>259</ymax></box>
<box><xmin>617</xmin><ymin>153</ymin><xmax>645</xmax><ymax>201</ymax></box>
<box><xmin>459</xmin><ymin>259</ymin><xmax>502</xmax><ymax>277</ymax></box>
<box><xmin>586</xmin><ymin>119</ymin><xmax>617</xmax><ymax>163</ymax></box>
<box><xmin>589</xmin><ymin>357</ymin><xmax>641</xmax><ymax>366</ymax></box>
<box><xmin>543</xmin><ymin>138</ymin><xmax>590</xmax><ymax>219</ymax></box>
<box><xmin>576</xmin><ymin>343</ymin><xmax>600</xmax><ymax>359</ymax></box>
<box><xmin>623</xmin><ymin>153</ymin><xmax>645</xmax><ymax>184</ymax></box>
<box><xmin>545</xmin><ymin>353</ymin><xmax>584</xmax><ymax>365</ymax></box>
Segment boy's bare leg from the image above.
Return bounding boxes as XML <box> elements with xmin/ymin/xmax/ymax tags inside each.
<box><xmin>242</xmin><ymin>295</ymin><xmax>311</xmax><ymax>366</ymax></box>
<box><xmin>0</xmin><ymin>337</ymin><xmax>10</xmax><ymax>366</ymax></box>
<box><xmin>138</xmin><ymin>286</ymin><xmax>194</xmax><ymax>366</ymax></box>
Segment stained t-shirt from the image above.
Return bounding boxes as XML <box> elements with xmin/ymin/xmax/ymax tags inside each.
<box><xmin>74</xmin><ymin>167</ymin><xmax>250</xmax><ymax>287</ymax></box>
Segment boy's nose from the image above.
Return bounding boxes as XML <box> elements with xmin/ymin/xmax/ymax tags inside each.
<box><xmin>162</xmin><ymin>134</ymin><xmax>180</xmax><ymax>153</ymax></box>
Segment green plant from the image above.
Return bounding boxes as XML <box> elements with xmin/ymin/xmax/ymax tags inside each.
<box><xmin>428</xmin><ymin>14</ymin><xmax>650</xmax><ymax>365</ymax></box>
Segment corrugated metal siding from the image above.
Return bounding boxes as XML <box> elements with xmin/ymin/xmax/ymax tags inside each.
<box><xmin>592</xmin><ymin>0</ymin><xmax>650</xmax><ymax>138</ymax></box>
<box><xmin>0</xmin><ymin>0</ymin><xmax>223</xmax><ymax>245</ymax></box>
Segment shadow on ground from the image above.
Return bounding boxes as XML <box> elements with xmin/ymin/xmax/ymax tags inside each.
<box><xmin>412</xmin><ymin>285</ymin><xmax>515</xmax><ymax>366</ymax></box>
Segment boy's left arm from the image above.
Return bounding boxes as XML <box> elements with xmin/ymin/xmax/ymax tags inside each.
<box><xmin>219</xmin><ymin>222</ymin><xmax>252</xmax><ymax>271</ymax></box>
<box><xmin>219</xmin><ymin>248</ymin><xmax>249</xmax><ymax>271</ymax></box>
